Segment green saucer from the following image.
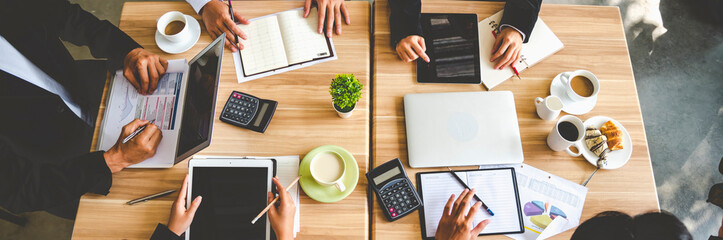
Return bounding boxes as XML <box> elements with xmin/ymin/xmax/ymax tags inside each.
<box><xmin>299</xmin><ymin>145</ymin><xmax>359</xmax><ymax>203</ymax></box>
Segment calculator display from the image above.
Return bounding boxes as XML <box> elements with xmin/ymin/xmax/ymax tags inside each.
<box><xmin>253</xmin><ymin>103</ymin><xmax>269</xmax><ymax>127</ymax></box>
<box><xmin>373</xmin><ymin>167</ymin><xmax>401</xmax><ymax>186</ymax></box>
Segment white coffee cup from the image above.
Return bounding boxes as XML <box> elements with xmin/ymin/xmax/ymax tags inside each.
<box><xmin>547</xmin><ymin>115</ymin><xmax>585</xmax><ymax>156</ymax></box>
<box><xmin>559</xmin><ymin>70</ymin><xmax>600</xmax><ymax>102</ymax></box>
<box><xmin>310</xmin><ymin>151</ymin><xmax>346</xmax><ymax>192</ymax></box>
<box><xmin>157</xmin><ymin>11</ymin><xmax>191</xmax><ymax>43</ymax></box>
<box><xmin>535</xmin><ymin>95</ymin><xmax>563</xmax><ymax>121</ymax></box>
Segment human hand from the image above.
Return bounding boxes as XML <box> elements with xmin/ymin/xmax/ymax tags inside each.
<box><xmin>168</xmin><ymin>174</ymin><xmax>203</xmax><ymax>236</ymax></box>
<box><xmin>199</xmin><ymin>0</ymin><xmax>249</xmax><ymax>52</ymax></box>
<box><xmin>304</xmin><ymin>0</ymin><xmax>350</xmax><ymax>38</ymax></box>
<box><xmin>123</xmin><ymin>48</ymin><xmax>168</xmax><ymax>95</ymax></box>
<box><xmin>267</xmin><ymin>177</ymin><xmax>296</xmax><ymax>240</ymax></box>
<box><xmin>435</xmin><ymin>189</ymin><xmax>491</xmax><ymax>240</ymax></box>
<box><xmin>490</xmin><ymin>27</ymin><xmax>523</xmax><ymax>70</ymax></box>
<box><xmin>103</xmin><ymin>119</ymin><xmax>162</xmax><ymax>173</ymax></box>
<box><xmin>396</xmin><ymin>35</ymin><xmax>429</xmax><ymax>63</ymax></box>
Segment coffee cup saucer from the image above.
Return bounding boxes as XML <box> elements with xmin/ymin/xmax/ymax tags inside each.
<box><xmin>549</xmin><ymin>72</ymin><xmax>597</xmax><ymax>115</ymax></box>
<box><xmin>155</xmin><ymin>15</ymin><xmax>201</xmax><ymax>54</ymax></box>
<box><xmin>579</xmin><ymin>116</ymin><xmax>632</xmax><ymax>169</ymax></box>
<box><xmin>299</xmin><ymin>145</ymin><xmax>359</xmax><ymax>203</ymax></box>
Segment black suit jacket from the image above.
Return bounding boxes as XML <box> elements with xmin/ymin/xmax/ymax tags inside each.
<box><xmin>0</xmin><ymin>0</ymin><xmax>141</xmax><ymax>213</ymax></box>
<box><xmin>389</xmin><ymin>0</ymin><xmax>542</xmax><ymax>46</ymax></box>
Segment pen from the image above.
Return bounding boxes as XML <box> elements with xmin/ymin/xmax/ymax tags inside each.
<box><xmin>227</xmin><ymin>0</ymin><xmax>240</xmax><ymax>49</ymax></box>
<box><xmin>121</xmin><ymin>120</ymin><xmax>155</xmax><ymax>144</ymax></box>
<box><xmin>126</xmin><ymin>189</ymin><xmax>177</xmax><ymax>205</ymax></box>
<box><xmin>446</xmin><ymin>167</ymin><xmax>495</xmax><ymax>216</ymax></box>
<box><xmin>251</xmin><ymin>176</ymin><xmax>301</xmax><ymax>224</ymax></box>
<box><xmin>491</xmin><ymin>30</ymin><xmax>522</xmax><ymax>80</ymax></box>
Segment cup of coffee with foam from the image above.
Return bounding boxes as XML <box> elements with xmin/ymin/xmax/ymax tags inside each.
<box><xmin>157</xmin><ymin>11</ymin><xmax>190</xmax><ymax>43</ymax></box>
<box><xmin>310</xmin><ymin>150</ymin><xmax>346</xmax><ymax>192</ymax></box>
<box><xmin>547</xmin><ymin>115</ymin><xmax>585</xmax><ymax>156</ymax></box>
<box><xmin>560</xmin><ymin>70</ymin><xmax>600</xmax><ymax>102</ymax></box>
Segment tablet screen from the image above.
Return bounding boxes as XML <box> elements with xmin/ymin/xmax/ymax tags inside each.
<box><xmin>189</xmin><ymin>167</ymin><xmax>269</xmax><ymax>239</ymax></box>
<box><xmin>416</xmin><ymin>13</ymin><xmax>480</xmax><ymax>84</ymax></box>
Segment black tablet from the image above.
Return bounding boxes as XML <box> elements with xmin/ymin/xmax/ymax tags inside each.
<box><xmin>416</xmin><ymin>13</ymin><xmax>481</xmax><ymax>84</ymax></box>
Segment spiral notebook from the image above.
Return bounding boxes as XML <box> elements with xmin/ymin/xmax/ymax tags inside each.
<box><xmin>416</xmin><ymin>168</ymin><xmax>524</xmax><ymax>239</ymax></box>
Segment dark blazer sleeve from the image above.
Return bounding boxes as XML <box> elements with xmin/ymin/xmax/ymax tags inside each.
<box><xmin>0</xmin><ymin>139</ymin><xmax>112</xmax><ymax>213</ymax></box>
<box><xmin>150</xmin><ymin>223</ymin><xmax>183</xmax><ymax>240</ymax></box>
<box><xmin>500</xmin><ymin>0</ymin><xmax>542</xmax><ymax>43</ymax></box>
<box><xmin>46</xmin><ymin>0</ymin><xmax>142</xmax><ymax>70</ymax></box>
<box><xmin>389</xmin><ymin>0</ymin><xmax>423</xmax><ymax>47</ymax></box>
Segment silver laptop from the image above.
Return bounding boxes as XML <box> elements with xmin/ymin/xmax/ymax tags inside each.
<box><xmin>404</xmin><ymin>91</ymin><xmax>524</xmax><ymax>168</ymax></box>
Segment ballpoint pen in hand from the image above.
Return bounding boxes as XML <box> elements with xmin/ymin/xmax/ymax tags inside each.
<box><xmin>447</xmin><ymin>167</ymin><xmax>495</xmax><ymax>216</ymax></box>
<box><xmin>227</xmin><ymin>0</ymin><xmax>240</xmax><ymax>49</ymax></box>
<box><xmin>122</xmin><ymin>119</ymin><xmax>155</xmax><ymax>144</ymax></box>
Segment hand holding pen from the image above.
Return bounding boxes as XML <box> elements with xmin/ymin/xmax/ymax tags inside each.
<box><xmin>103</xmin><ymin>119</ymin><xmax>163</xmax><ymax>173</ymax></box>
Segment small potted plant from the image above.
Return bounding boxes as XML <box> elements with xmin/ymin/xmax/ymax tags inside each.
<box><xmin>329</xmin><ymin>73</ymin><xmax>363</xmax><ymax>119</ymax></box>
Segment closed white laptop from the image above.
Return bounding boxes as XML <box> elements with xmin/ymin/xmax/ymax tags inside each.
<box><xmin>404</xmin><ymin>91</ymin><xmax>524</xmax><ymax>168</ymax></box>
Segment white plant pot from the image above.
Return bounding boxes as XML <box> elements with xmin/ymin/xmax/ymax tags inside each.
<box><xmin>333</xmin><ymin>102</ymin><xmax>355</xmax><ymax>119</ymax></box>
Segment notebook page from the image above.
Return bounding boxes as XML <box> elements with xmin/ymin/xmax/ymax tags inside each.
<box><xmin>419</xmin><ymin>172</ymin><xmax>467</xmax><ymax>237</ymax></box>
<box><xmin>466</xmin><ymin>169</ymin><xmax>522</xmax><ymax>234</ymax></box>
<box><xmin>238</xmin><ymin>16</ymin><xmax>289</xmax><ymax>75</ymax></box>
<box><xmin>277</xmin><ymin>9</ymin><xmax>330</xmax><ymax>64</ymax></box>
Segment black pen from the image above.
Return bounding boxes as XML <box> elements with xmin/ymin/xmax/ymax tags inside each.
<box><xmin>227</xmin><ymin>0</ymin><xmax>240</xmax><ymax>49</ymax></box>
<box><xmin>126</xmin><ymin>189</ymin><xmax>177</xmax><ymax>205</ymax></box>
<box><xmin>122</xmin><ymin>120</ymin><xmax>155</xmax><ymax>144</ymax></box>
<box><xmin>447</xmin><ymin>167</ymin><xmax>495</xmax><ymax>216</ymax></box>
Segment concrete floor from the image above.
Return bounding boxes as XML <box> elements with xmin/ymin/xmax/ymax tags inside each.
<box><xmin>1</xmin><ymin>0</ymin><xmax>721</xmax><ymax>239</ymax></box>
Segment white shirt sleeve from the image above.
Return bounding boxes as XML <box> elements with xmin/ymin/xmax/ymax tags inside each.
<box><xmin>500</xmin><ymin>24</ymin><xmax>526</xmax><ymax>42</ymax></box>
<box><xmin>186</xmin><ymin>0</ymin><xmax>212</xmax><ymax>14</ymax></box>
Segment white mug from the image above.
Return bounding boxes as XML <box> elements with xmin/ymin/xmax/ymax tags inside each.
<box><xmin>559</xmin><ymin>70</ymin><xmax>600</xmax><ymax>102</ymax></box>
<box><xmin>547</xmin><ymin>115</ymin><xmax>585</xmax><ymax>156</ymax></box>
<box><xmin>535</xmin><ymin>95</ymin><xmax>563</xmax><ymax>121</ymax></box>
<box><xmin>157</xmin><ymin>11</ymin><xmax>191</xmax><ymax>43</ymax></box>
<box><xmin>309</xmin><ymin>151</ymin><xmax>346</xmax><ymax>192</ymax></box>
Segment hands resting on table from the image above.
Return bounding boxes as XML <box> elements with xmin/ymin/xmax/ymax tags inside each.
<box><xmin>435</xmin><ymin>189</ymin><xmax>491</xmax><ymax>240</ymax></box>
<box><xmin>198</xmin><ymin>0</ymin><xmax>351</xmax><ymax>52</ymax></box>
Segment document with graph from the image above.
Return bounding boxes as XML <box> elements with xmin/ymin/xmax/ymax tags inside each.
<box><xmin>232</xmin><ymin>7</ymin><xmax>337</xmax><ymax>83</ymax></box>
<box><xmin>416</xmin><ymin>168</ymin><xmax>524</xmax><ymax>239</ymax></box>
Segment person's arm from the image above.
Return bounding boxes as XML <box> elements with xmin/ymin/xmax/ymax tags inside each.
<box><xmin>268</xmin><ymin>177</ymin><xmax>296</xmax><ymax>240</ymax></box>
<box><xmin>151</xmin><ymin>174</ymin><xmax>202</xmax><ymax>240</ymax></box>
<box><xmin>0</xmin><ymin>119</ymin><xmax>162</xmax><ymax>214</ymax></box>
<box><xmin>150</xmin><ymin>223</ymin><xmax>183</xmax><ymax>240</ymax></box>
<box><xmin>389</xmin><ymin>0</ymin><xmax>422</xmax><ymax>47</ymax></box>
<box><xmin>500</xmin><ymin>0</ymin><xmax>542</xmax><ymax>43</ymax></box>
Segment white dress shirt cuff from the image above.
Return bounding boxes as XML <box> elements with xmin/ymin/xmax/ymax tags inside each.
<box><xmin>187</xmin><ymin>0</ymin><xmax>212</xmax><ymax>14</ymax></box>
<box><xmin>500</xmin><ymin>24</ymin><xmax>526</xmax><ymax>42</ymax></box>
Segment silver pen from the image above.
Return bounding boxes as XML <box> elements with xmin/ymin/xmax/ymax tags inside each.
<box><xmin>122</xmin><ymin>119</ymin><xmax>155</xmax><ymax>144</ymax></box>
<box><xmin>126</xmin><ymin>189</ymin><xmax>177</xmax><ymax>205</ymax></box>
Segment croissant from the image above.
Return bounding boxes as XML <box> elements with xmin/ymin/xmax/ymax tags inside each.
<box><xmin>600</xmin><ymin>121</ymin><xmax>624</xmax><ymax>151</ymax></box>
<box><xmin>585</xmin><ymin>127</ymin><xmax>608</xmax><ymax>156</ymax></box>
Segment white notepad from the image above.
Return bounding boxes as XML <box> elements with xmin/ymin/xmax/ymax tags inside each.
<box><xmin>417</xmin><ymin>168</ymin><xmax>523</xmax><ymax>238</ymax></box>
<box><xmin>232</xmin><ymin>8</ymin><xmax>337</xmax><ymax>83</ymax></box>
<box><xmin>478</xmin><ymin>10</ymin><xmax>564</xmax><ymax>89</ymax></box>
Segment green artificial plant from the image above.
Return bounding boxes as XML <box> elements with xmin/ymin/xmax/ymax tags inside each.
<box><xmin>329</xmin><ymin>73</ymin><xmax>363</xmax><ymax>112</ymax></box>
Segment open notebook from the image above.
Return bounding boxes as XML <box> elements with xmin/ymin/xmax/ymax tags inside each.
<box><xmin>479</xmin><ymin>10</ymin><xmax>564</xmax><ymax>89</ymax></box>
<box><xmin>416</xmin><ymin>168</ymin><xmax>524</xmax><ymax>239</ymax></box>
<box><xmin>232</xmin><ymin>8</ymin><xmax>337</xmax><ymax>83</ymax></box>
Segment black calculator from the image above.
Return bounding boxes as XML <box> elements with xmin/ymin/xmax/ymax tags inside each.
<box><xmin>366</xmin><ymin>158</ymin><xmax>422</xmax><ymax>221</ymax></box>
<box><xmin>220</xmin><ymin>91</ymin><xmax>277</xmax><ymax>133</ymax></box>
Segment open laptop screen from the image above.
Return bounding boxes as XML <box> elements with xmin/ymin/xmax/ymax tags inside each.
<box><xmin>176</xmin><ymin>35</ymin><xmax>224</xmax><ymax>163</ymax></box>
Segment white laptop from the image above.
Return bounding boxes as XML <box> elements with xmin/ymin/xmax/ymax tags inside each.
<box><xmin>404</xmin><ymin>91</ymin><xmax>524</xmax><ymax>168</ymax></box>
<box><xmin>97</xmin><ymin>35</ymin><xmax>225</xmax><ymax>168</ymax></box>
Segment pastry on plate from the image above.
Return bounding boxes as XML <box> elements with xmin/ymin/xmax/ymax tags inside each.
<box><xmin>600</xmin><ymin>121</ymin><xmax>624</xmax><ymax>151</ymax></box>
<box><xmin>585</xmin><ymin>127</ymin><xmax>608</xmax><ymax>156</ymax></box>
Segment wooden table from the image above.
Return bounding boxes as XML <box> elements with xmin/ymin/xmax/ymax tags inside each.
<box><xmin>72</xmin><ymin>1</ymin><xmax>370</xmax><ymax>239</ymax></box>
<box><xmin>372</xmin><ymin>1</ymin><xmax>659</xmax><ymax>239</ymax></box>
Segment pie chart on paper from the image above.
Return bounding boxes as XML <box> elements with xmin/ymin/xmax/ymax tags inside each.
<box><xmin>523</xmin><ymin>200</ymin><xmax>568</xmax><ymax>229</ymax></box>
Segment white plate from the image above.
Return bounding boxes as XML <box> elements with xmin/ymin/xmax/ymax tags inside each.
<box><xmin>155</xmin><ymin>15</ymin><xmax>201</xmax><ymax>54</ymax></box>
<box><xmin>578</xmin><ymin>116</ymin><xmax>632</xmax><ymax>169</ymax></box>
<box><xmin>550</xmin><ymin>72</ymin><xmax>597</xmax><ymax>115</ymax></box>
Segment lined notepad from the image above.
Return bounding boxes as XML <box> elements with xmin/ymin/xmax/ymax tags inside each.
<box><xmin>237</xmin><ymin>8</ymin><xmax>333</xmax><ymax>76</ymax></box>
<box><xmin>418</xmin><ymin>168</ymin><xmax>523</xmax><ymax>238</ymax></box>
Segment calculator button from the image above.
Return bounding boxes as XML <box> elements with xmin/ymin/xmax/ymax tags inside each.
<box><xmin>389</xmin><ymin>207</ymin><xmax>395</xmax><ymax>212</ymax></box>
<box><xmin>391</xmin><ymin>212</ymin><xmax>397</xmax><ymax>217</ymax></box>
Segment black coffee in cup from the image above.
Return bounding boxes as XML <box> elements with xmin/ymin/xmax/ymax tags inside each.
<box><xmin>558</xmin><ymin>121</ymin><xmax>579</xmax><ymax>141</ymax></box>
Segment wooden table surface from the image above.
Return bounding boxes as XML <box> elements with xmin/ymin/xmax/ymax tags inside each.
<box><xmin>372</xmin><ymin>0</ymin><xmax>659</xmax><ymax>239</ymax></box>
<box><xmin>72</xmin><ymin>1</ymin><xmax>370</xmax><ymax>239</ymax></box>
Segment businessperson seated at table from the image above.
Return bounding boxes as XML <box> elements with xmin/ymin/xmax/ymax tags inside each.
<box><xmin>0</xmin><ymin>0</ymin><xmax>166</xmax><ymax>218</ymax></box>
<box><xmin>390</xmin><ymin>0</ymin><xmax>541</xmax><ymax>70</ymax></box>
<box><xmin>149</xmin><ymin>176</ymin><xmax>297</xmax><ymax>240</ymax></box>
<box><xmin>186</xmin><ymin>0</ymin><xmax>351</xmax><ymax>52</ymax></box>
